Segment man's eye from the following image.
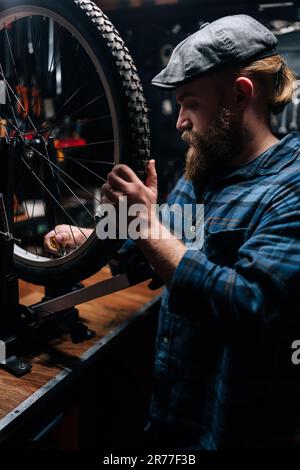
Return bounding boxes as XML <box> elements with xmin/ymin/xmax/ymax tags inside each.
<box><xmin>186</xmin><ymin>101</ymin><xmax>198</xmax><ymax>110</ymax></box>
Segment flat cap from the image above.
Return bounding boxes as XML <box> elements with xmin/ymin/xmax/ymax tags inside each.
<box><xmin>151</xmin><ymin>14</ymin><xmax>278</xmax><ymax>89</ymax></box>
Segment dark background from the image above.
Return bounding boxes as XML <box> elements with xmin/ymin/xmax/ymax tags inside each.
<box><xmin>97</xmin><ymin>0</ymin><xmax>300</xmax><ymax>201</ymax></box>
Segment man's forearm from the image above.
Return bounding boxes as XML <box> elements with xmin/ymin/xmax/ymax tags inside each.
<box><xmin>135</xmin><ymin>220</ymin><xmax>187</xmax><ymax>286</ymax></box>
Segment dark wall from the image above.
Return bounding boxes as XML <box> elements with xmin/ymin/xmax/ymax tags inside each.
<box><xmin>103</xmin><ymin>1</ymin><xmax>300</xmax><ymax>201</ymax></box>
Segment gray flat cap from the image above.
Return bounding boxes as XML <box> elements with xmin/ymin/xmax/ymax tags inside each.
<box><xmin>152</xmin><ymin>14</ymin><xmax>278</xmax><ymax>89</ymax></box>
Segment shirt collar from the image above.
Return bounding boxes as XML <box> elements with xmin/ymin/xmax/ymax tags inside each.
<box><xmin>209</xmin><ymin>131</ymin><xmax>300</xmax><ymax>184</ymax></box>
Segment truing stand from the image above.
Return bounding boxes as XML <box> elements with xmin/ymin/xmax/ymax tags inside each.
<box><xmin>0</xmin><ymin>137</ymin><xmax>161</xmax><ymax>377</ymax></box>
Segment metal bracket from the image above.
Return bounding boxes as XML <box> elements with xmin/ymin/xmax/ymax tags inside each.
<box><xmin>1</xmin><ymin>355</ymin><xmax>32</xmax><ymax>377</ymax></box>
<box><xmin>31</xmin><ymin>245</ymin><xmax>161</xmax><ymax>316</ymax></box>
<box><xmin>31</xmin><ymin>272</ymin><xmax>149</xmax><ymax>316</ymax></box>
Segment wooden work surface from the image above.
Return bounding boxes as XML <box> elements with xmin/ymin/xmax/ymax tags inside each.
<box><xmin>0</xmin><ymin>266</ymin><xmax>162</xmax><ymax>442</ymax></box>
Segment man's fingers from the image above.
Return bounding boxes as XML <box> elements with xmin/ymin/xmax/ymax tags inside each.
<box><xmin>145</xmin><ymin>159</ymin><xmax>158</xmax><ymax>194</ymax></box>
<box><xmin>101</xmin><ymin>183</ymin><xmax>123</xmax><ymax>204</ymax></box>
<box><xmin>101</xmin><ymin>194</ymin><xmax>111</xmax><ymax>205</ymax></box>
<box><xmin>107</xmin><ymin>171</ymin><xmax>129</xmax><ymax>192</ymax></box>
<box><xmin>113</xmin><ymin>164</ymin><xmax>140</xmax><ymax>183</ymax></box>
<box><xmin>56</xmin><ymin>231</ymin><xmax>73</xmax><ymax>245</ymax></box>
<box><xmin>44</xmin><ymin>231</ymin><xmax>59</xmax><ymax>254</ymax></box>
<box><xmin>44</xmin><ymin>228</ymin><xmax>74</xmax><ymax>254</ymax></box>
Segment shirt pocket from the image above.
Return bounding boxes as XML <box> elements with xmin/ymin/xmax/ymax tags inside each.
<box><xmin>203</xmin><ymin>226</ymin><xmax>248</xmax><ymax>267</ymax></box>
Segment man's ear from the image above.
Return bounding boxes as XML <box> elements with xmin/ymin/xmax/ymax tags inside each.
<box><xmin>233</xmin><ymin>76</ymin><xmax>254</xmax><ymax>108</ymax></box>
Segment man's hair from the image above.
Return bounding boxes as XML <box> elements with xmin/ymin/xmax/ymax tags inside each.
<box><xmin>238</xmin><ymin>55</ymin><xmax>297</xmax><ymax>115</ymax></box>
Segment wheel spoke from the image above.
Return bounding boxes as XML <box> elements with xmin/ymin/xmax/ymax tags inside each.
<box><xmin>0</xmin><ymin>68</ymin><xmax>38</xmax><ymax>133</ymax></box>
<box><xmin>56</xmin><ymin>139</ymin><xmax>114</xmax><ymax>150</ymax></box>
<box><xmin>67</xmin><ymin>94</ymin><xmax>106</xmax><ymax>120</ymax></box>
<box><xmin>71</xmin><ymin>158</ymin><xmax>109</xmax><ymax>184</ymax></box>
<box><xmin>25</xmin><ymin>142</ymin><xmax>105</xmax><ymax>201</ymax></box>
<box><xmin>45</xmin><ymin>92</ymin><xmax>107</xmax><ymax>142</ymax></box>
<box><xmin>0</xmin><ymin>1</ymin><xmax>149</xmax><ymax>272</ymax></box>
<box><xmin>50</xmin><ymin>165</ymin><xmax>95</xmax><ymax>221</ymax></box>
<box><xmin>19</xmin><ymin>114</ymin><xmax>111</xmax><ymax>138</ymax></box>
<box><xmin>0</xmin><ymin>64</ymin><xmax>22</xmax><ymax>136</ymax></box>
<box><xmin>68</xmin><ymin>157</ymin><xmax>114</xmax><ymax>165</ymax></box>
<box><xmin>20</xmin><ymin>155</ymin><xmax>88</xmax><ymax>240</ymax></box>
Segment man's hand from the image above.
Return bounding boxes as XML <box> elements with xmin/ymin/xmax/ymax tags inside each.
<box><xmin>44</xmin><ymin>224</ymin><xmax>93</xmax><ymax>255</ymax></box>
<box><xmin>100</xmin><ymin>159</ymin><xmax>186</xmax><ymax>286</ymax></box>
<box><xmin>101</xmin><ymin>160</ymin><xmax>158</xmax><ymax>235</ymax></box>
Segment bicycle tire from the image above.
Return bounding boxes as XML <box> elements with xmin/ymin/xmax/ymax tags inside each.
<box><xmin>0</xmin><ymin>0</ymin><xmax>150</xmax><ymax>286</ymax></box>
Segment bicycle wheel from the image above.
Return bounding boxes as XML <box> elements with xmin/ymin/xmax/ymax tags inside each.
<box><xmin>0</xmin><ymin>0</ymin><xmax>150</xmax><ymax>286</ymax></box>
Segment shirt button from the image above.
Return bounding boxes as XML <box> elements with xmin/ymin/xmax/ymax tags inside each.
<box><xmin>163</xmin><ymin>336</ymin><xmax>169</xmax><ymax>344</ymax></box>
<box><xmin>190</xmin><ymin>225</ymin><xmax>196</xmax><ymax>232</ymax></box>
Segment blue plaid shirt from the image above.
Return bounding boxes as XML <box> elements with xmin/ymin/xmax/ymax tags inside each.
<box><xmin>147</xmin><ymin>131</ymin><xmax>300</xmax><ymax>450</ymax></box>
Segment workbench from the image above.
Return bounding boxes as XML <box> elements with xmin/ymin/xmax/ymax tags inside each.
<box><xmin>0</xmin><ymin>267</ymin><xmax>162</xmax><ymax>451</ymax></box>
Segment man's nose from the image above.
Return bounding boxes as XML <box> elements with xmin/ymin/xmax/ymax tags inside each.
<box><xmin>176</xmin><ymin>109</ymin><xmax>192</xmax><ymax>132</ymax></box>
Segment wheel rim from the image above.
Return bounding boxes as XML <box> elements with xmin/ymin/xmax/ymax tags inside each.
<box><xmin>0</xmin><ymin>5</ymin><xmax>121</xmax><ymax>268</ymax></box>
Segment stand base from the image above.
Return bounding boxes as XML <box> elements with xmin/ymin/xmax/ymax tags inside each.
<box><xmin>1</xmin><ymin>356</ymin><xmax>32</xmax><ymax>377</ymax></box>
<box><xmin>0</xmin><ymin>304</ymin><xmax>95</xmax><ymax>377</ymax></box>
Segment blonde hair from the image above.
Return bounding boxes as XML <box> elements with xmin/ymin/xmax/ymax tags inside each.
<box><xmin>238</xmin><ymin>55</ymin><xmax>297</xmax><ymax>115</ymax></box>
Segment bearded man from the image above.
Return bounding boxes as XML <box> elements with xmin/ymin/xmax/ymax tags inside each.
<box><xmin>45</xmin><ymin>14</ymin><xmax>300</xmax><ymax>450</ymax></box>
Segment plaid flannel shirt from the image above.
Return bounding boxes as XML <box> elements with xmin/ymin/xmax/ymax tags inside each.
<box><xmin>147</xmin><ymin>131</ymin><xmax>300</xmax><ymax>450</ymax></box>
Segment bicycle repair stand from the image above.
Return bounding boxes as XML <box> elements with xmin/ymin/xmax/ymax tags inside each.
<box><xmin>0</xmin><ymin>137</ymin><xmax>160</xmax><ymax>377</ymax></box>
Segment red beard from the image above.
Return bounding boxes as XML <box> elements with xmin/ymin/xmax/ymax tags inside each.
<box><xmin>182</xmin><ymin>107</ymin><xmax>243</xmax><ymax>185</ymax></box>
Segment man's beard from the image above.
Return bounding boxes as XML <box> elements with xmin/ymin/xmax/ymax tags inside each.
<box><xmin>182</xmin><ymin>107</ymin><xmax>243</xmax><ymax>185</ymax></box>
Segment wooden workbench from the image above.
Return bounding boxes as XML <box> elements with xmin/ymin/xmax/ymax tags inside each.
<box><xmin>0</xmin><ymin>266</ymin><xmax>162</xmax><ymax>450</ymax></box>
